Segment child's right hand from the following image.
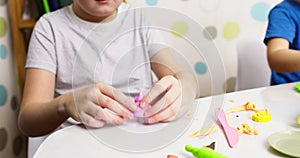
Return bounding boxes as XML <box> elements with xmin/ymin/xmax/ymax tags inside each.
<box><xmin>62</xmin><ymin>83</ymin><xmax>137</xmax><ymax>128</ymax></box>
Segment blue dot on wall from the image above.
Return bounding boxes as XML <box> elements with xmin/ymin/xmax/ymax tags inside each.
<box><xmin>251</xmin><ymin>2</ymin><xmax>271</xmax><ymax>22</ymax></box>
<box><xmin>0</xmin><ymin>85</ymin><xmax>7</xmax><ymax>106</ymax></box>
<box><xmin>145</xmin><ymin>0</ymin><xmax>158</xmax><ymax>6</ymax></box>
<box><xmin>0</xmin><ymin>45</ymin><xmax>7</xmax><ymax>59</ymax></box>
<box><xmin>194</xmin><ymin>62</ymin><xmax>207</xmax><ymax>75</ymax></box>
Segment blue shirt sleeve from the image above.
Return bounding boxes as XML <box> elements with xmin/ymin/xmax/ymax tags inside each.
<box><xmin>264</xmin><ymin>6</ymin><xmax>296</xmax><ymax>45</ymax></box>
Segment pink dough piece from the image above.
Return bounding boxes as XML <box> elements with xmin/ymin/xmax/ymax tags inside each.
<box><xmin>134</xmin><ymin>92</ymin><xmax>144</xmax><ymax>105</ymax></box>
<box><xmin>133</xmin><ymin>92</ymin><xmax>151</xmax><ymax>117</ymax></box>
<box><xmin>133</xmin><ymin>105</ymin><xmax>151</xmax><ymax>117</ymax></box>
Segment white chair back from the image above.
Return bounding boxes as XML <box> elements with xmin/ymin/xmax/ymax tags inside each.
<box><xmin>235</xmin><ymin>39</ymin><xmax>271</xmax><ymax>91</ymax></box>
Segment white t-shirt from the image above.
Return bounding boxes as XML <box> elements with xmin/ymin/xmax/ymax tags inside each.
<box><xmin>26</xmin><ymin>3</ymin><xmax>166</xmax><ymax>97</ymax></box>
<box><xmin>26</xmin><ymin>3</ymin><xmax>167</xmax><ymax>157</ymax></box>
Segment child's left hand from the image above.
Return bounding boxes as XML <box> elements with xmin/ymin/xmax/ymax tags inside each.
<box><xmin>140</xmin><ymin>75</ymin><xmax>194</xmax><ymax>124</ymax></box>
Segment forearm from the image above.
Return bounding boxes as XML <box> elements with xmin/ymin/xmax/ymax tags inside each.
<box><xmin>173</xmin><ymin>71</ymin><xmax>199</xmax><ymax>118</ymax></box>
<box><xmin>268</xmin><ymin>48</ymin><xmax>300</xmax><ymax>72</ymax></box>
<box><xmin>175</xmin><ymin>70</ymin><xmax>199</xmax><ymax>98</ymax></box>
<box><xmin>18</xmin><ymin>94</ymin><xmax>69</xmax><ymax>137</ymax></box>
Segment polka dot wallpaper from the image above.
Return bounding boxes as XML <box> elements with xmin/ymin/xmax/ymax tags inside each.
<box><xmin>0</xmin><ymin>0</ymin><xmax>282</xmax><ymax>157</ymax></box>
<box><xmin>128</xmin><ymin>0</ymin><xmax>281</xmax><ymax>96</ymax></box>
<box><xmin>0</xmin><ymin>2</ymin><xmax>26</xmax><ymax>158</ymax></box>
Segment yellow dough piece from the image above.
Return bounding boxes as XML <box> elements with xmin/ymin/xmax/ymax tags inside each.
<box><xmin>253</xmin><ymin>128</ymin><xmax>259</xmax><ymax>135</ymax></box>
<box><xmin>252</xmin><ymin>109</ymin><xmax>272</xmax><ymax>122</ymax></box>
<box><xmin>226</xmin><ymin>101</ymin><xmax>259</xmax><ymax>114</ymax></box>
<box><xmin>190</xmin><ymin>125</ymin><xmax>219</xmax><ymax>138</ymax></box>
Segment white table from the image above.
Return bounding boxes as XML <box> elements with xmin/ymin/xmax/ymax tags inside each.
<box><xmin>34</xmin><ymin>83</ymin><xmax>300</xmax><ymax>158</ymax></box>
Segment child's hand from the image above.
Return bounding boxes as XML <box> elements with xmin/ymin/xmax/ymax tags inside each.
<box><xmin>140</xmin><ymin>75</ymin><xmax>186</xmax><ymax>124</ymax></box>
<box><xmin>63</xmin><ymin>83</ymin><xmax>137</xmax><ymax>128</ymax></box>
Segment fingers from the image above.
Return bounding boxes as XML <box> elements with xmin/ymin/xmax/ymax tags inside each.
<box><xmin>140</xmin><ymin>82</ymin><xmax>168</xmax><ymax>108</ymax></box>
<box><xmin>84</xmin><ymin>105</ymin><xmax>124</xmax><ymax>126</ymax></box>
<box><xmin>70</xmin><ymin>83</ymin><xmax>138</xmax><ymax>128</ymax></box>
<box><xmin>147</xmin><ymin>96</ymin><xmax>181</xmax><ymax>124</ymax></box>
<box><xmin>102</xmin><ymin>108</ymin><xmax>124</xmax><ymax>124</ymax></box>
<box><xmin>140</xmin><ymin>76</ymin><xmax>180</xmax><ymax>108</ymax></box>
<box><xmin>141</xmin><ymin>76</ymin><xmax>182</xmax><ymax>124</ymax></box>
<box><xmin>92</xmin><ymin>83</ymin><xmax>137</xmax><ymax>120</ymax></box>
<box><xmin>80</xmin><ymin>113</ymin><xmax>106</xmax><ymax>128</ymax></box>
<box><xmin>75</xmin><ymin>77</ymin><xmax>184</xmax><ymax>127</ymax></box>
<box><xmin>143</xmin><ymin>92</ymin><xmax>170</xmax><ymax>117</ymax></box>
<box><xmin>143</xmin><ymin>76</ymin><xmax>181</xmax><ymax>116</ymax></box>
<box><xmin>96</xmin><ymin>92</ymin><xmax>134</xmax><ymax>120</ymax></box>
<box><xmin>96</xmin><ymin>83</ymin><xmax>137</xmax><ymax>112</ymax></box>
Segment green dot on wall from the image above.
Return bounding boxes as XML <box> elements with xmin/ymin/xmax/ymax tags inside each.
<box><xmin>222</xmin><ymin>21</ymin><xmax>240</xmax><ymax>40</ymax></box>
<box><xmin>171</xmin><ymin>21</ymin><xmax>189</xmax><ymax>38</ymax></box>
<box><xmin>0</xmin><ymin>45</ymin><xmax>7</xmax><ymax>59</ymax></box>
<box><xmin>0</xmin><ymin>17</ymin><xmax>7</xmax><ymax>37</ymax></box>
<box><xmin>0</xmin><ymin>85</ymin><xmax>8</xmax><ymax>106</ymax></box>
<box><xmin>194</xmin><ymin>62</ymin><xmax>207</xmax><ymax>75</ymax></box>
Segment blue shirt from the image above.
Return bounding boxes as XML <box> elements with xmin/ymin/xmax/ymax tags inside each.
<box><xmin>264</xmin><ymin>0</ymin><xmax>300</xmax><ymax>85</ymax></box>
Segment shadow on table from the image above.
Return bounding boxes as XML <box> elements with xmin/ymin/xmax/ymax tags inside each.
<box><xmin>267</xmin><ymin>146</ymin><xmax>295</xmax><ymax>158</ymax></box>
<box><xmin>289</xmin><ymin>122</ymin><xmax>300</xmax><ymax>128</ymax></box>
<box><xmin>178</xmin><ymin>151</ymin><xmax>195</xmax><ymax>158</ymax></box>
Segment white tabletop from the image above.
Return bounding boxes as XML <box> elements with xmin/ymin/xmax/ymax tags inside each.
<box><xmin>34</xmin><ymin>82</ymin><xmax>300</xmax><ymax>158</ymax></box>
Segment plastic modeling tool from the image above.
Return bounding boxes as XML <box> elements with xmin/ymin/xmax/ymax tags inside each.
<box><xmin>185</xmin><ymin>145</ymin><xmax>228</xmax><ymax>158</ymax></box>
<box><xmin>216</xmin><ymin>108</ymin><xmax>239</xmax><ymax>148</ymax></box>
<box><xmin>296</xmin><ymin>84</ymin><xmax>300</xmax><ymax>93</ymax></box>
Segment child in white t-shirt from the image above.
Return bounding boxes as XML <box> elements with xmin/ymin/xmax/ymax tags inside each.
<box><xmin>19</xmin><ymin>0</ymin><xmax>198</xmax><ymax>139</ymax></box>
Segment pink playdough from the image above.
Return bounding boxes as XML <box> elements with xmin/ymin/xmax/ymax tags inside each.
<box><xmin>133</xmin><ymin>92</ymin><xmax>151</xmax><ymax>117</ymax></box>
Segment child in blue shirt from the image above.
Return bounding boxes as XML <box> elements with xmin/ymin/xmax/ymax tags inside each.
<box><xmin>264</xmin><ymin>0</ymin><xmax>300</xmax><ymax>85</ymax></box>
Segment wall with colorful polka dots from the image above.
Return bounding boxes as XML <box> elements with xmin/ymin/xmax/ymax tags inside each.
<box><xmin>0</xmin><ymin>0</ymin><xmax>283</xmax><ymax>156</ymax></box>
<box><xmin>0</xmin><ymin>1</ymin><xmax>26</xmax><ymax>158</ymax></box>
<box><xmin>128</xmin><ymin>0</ymin><xmax>281</xmax><ymax>97</ymax></box>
